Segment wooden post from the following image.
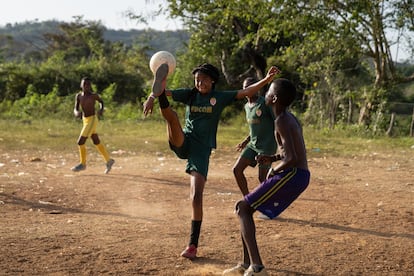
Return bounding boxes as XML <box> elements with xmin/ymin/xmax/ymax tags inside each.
<box><xmin>410</xmin><ymin>107</ymin><xmax>414</xmax><ymax>137</ymax></box>
<box><xmin>386</xmin><ymin>112</ymin><xmax>396</xmax><ymax>136</ymax></box>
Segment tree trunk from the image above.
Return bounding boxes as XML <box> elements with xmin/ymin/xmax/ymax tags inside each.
<box><xmin>347</xmin><ymin>97</ymin><xmax>353</xmax><ymax>124</ymax></box>
<box><xmin>358</xmin><ymin>103</ymin><xmax>370</xmax><ymax>126</ymax></box>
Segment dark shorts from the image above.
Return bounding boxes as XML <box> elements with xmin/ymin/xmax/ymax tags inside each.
<box><xmin>244</xmin><ymin>168</ymin><xmax>310</xmax><ymax>219</ymax></box>
<box><xmin>169</xmin><ymin>134</ymin><xmax>211</xmax><ymax>179</ymax></box>
<box><xmin>240</xmin><ymin>146</ymin><xmax>272</xmax><ymax>169</ymax></box>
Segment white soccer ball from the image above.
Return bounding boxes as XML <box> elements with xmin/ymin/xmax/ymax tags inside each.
<box><xmin>149</xmin><ymin>51</ymin><xmax>176</xmax><ymax>76</ymax></box>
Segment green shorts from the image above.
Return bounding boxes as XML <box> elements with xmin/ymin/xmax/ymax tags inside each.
<box><xmin>241</xmin><ymin>146</ymin><xmax>272</xmax><ymax>169</ymax></box>
<box><xmin>169</xmin><ymin>134</ymin><xmax>212</xmax><ymax>179</ymax></box>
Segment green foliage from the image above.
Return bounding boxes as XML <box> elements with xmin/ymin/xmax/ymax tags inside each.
<box><xmin>0</xmin><ymin>84</ymin><xmax>72</xmax><ymax>119</ymax></box>
<box><xmin>114</xmin><ymin>102</ymin><xmax>140</xmax><ymax>120</ymax></box>
<box><xmin>168</xmin><ymin>0</ymin><xmax>414</xmax><ymax>135</ymax></box>
<box><xmin>0</xmin><ymin>88</ymin><xmax>147</xmax><ymax>121</ymax></box>
<box><xmin>0</xmin><ymin>20</ymin><xmax>150</xmax><ymax>105</ymax></box>
<box><xmin>1</xmin><ymin>3</ymin><xmax>414</xmax><ymax>136</ymax></box>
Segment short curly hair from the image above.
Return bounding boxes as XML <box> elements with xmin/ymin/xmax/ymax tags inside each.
<box><xmin>271</xmin><ymin>78</ymin><xmax>297</xmax><ymax>107</ymax></box>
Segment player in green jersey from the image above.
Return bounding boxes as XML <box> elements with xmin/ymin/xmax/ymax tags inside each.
<box><xmin>233</xmin><ymin>77</ymin><xmax>276</xmax><ymax>196</ymax></box>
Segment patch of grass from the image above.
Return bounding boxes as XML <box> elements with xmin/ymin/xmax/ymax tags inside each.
<box><xmin>1</xmin><ymin>118</ymin><xmax>413</xmax><ymax>158</ymax></box>
<box><xmin>304</xmin><ymin>127</ymin><xmax>414</xmax><ymax>157</ymax></box>
<box><xmin>0</xmin><ymin>118</ymin><xmax>172</xmax><ymax>155</ymax></box>
<box><xmin>0</xmin><ymin>119</ymin><xmax>79</xmax><ymax>152</ymax></box>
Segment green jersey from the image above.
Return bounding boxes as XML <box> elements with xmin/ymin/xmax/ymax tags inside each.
<box><xmin>245</xmin><ymin>95</ymin><xmax>276</xmax><ymax>154</ymax></box>
<box><xmin>171</xmin><ymin>88</ymin><xmax>238</xmax><ymax>149</ymax></box>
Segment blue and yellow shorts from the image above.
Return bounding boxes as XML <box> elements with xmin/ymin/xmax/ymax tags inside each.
<box><xmin>245</xmin><ymin>168</ymin><xmax>310</xmax><ymax>219</ymax></box>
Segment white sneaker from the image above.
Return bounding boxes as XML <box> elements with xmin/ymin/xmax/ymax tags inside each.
<box><xmin>244</xmin><ymin>266</ymin><xmax>268</xmax><ymax>276</ymax></box>
<box><xmin>152</xmin><ymin>63</ymin><xmax>169</xmax><ymax>96</ymax></box>
<box><xmin>222</xmin><ymin>263</ymin><xmax>248</xmax><ymax>275</ymax></box>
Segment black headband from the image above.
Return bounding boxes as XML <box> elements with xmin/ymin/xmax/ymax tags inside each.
<box><xmin>192</xmin><ymin>63</ymin><xmax>220</xmax><ymax>82</ymax></box>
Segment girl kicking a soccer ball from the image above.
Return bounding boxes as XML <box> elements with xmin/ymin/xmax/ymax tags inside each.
<box><xmin>143</xmin><ymin>62</ymin><xmax>280</xmax><ymax>260</ymax></box>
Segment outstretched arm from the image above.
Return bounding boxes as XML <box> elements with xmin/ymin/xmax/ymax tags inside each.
<box><xmin>235</xmin><ymin>66</ymin><xmax>280</xmax><ymax>100</ymax></box>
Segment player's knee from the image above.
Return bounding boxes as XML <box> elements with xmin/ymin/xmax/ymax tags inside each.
<box><xmin>77</xmin><ymin>137</ymin><xmax>87</xmax><ymax>145</ymax></box>
<box><xmin>235</xmin><ymin>200</ymin><xmax>249</xmax><ymax>216</ymax></box>
<box><xmin>234</xmin><ymin>200</ymin><xmax>241</xmax><ymax>214</ymax></box>
<box><xmin>91</xmin><ymin>135</ymin><xmax>100</xmax><ymax>145</ymax></box>
<box><xmin>232</xmin><ymin>164</ymin><xmax>243</xmax><ymax>177</ymax></box>
<box><xmin>232</xmin><ymin>166</ymin><xmax>238</xmax><ymax>176</ymax></box>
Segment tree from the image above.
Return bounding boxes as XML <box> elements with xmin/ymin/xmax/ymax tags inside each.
<box><xmin>167</xmin><ymin>0</ymin><xmax>366</xmax><ymax>125</ymax></box>
<box><xmin>392</xmin><ymin>0</ymin><xmax>414</xmax><ymax>64</ymax></box>
<box><xmin>165</xmin><ymin>0</ymin><xmax>413</xmax><ymax>130</ymax></box>
<box><xmin>322</xmin><ymin>0</ymin><xmax>414</xmax><ymax>125</ymax></box>
<box><xmin>167</xmin><ymin>0</ymin><xmax>287</xmax><ymax>87</ymax></box>
<box><xmin>42</xmin><ymin>16</ymin><xmax>106</xmax><ymax>61</ymax></box>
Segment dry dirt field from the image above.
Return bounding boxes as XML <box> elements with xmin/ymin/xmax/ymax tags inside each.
<box><xmin>1</xmin><ymin>146</ymin><xmax>413</xmax><ymax>275</ymax></box>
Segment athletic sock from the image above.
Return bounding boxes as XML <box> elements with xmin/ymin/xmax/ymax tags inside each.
<box><xmin>189</xmin><ymin>220</ymin><xmax>202</xmax><ymax>247</ymax></box>
<box><xmin>158</xmin><ymin>90</ymin><xmax>170</xmax><ymax>109</ymax></box>
<box><xmin>79</xmin><ymin>144</ymin><xmax>86</xmax><ymax>165</ymax></box>
<box><xmin>96</xmin><ymin>143</ymin><xmax>110</xmax><ymax>162</ymax></box>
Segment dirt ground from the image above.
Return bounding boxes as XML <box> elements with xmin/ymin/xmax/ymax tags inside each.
<box><xmin>1</xmin><ymin>146</ymin><xmax>413</xmax><ymax>275</ymax></box>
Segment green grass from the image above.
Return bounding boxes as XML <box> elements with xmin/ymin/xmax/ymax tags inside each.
<box><xmin>304</xmin><ymin>127</ymin><xmax>414</xmax><ymax>157</ymax></box>
<box><xmin>0</xmin><ymin>118</ymin><xmax>170</xmax><ymax>154</ymax></box>
<box><xmin>0</xmin><ymin>118</ymin><xmax>413</xmax><ymax>158</ymax></box>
